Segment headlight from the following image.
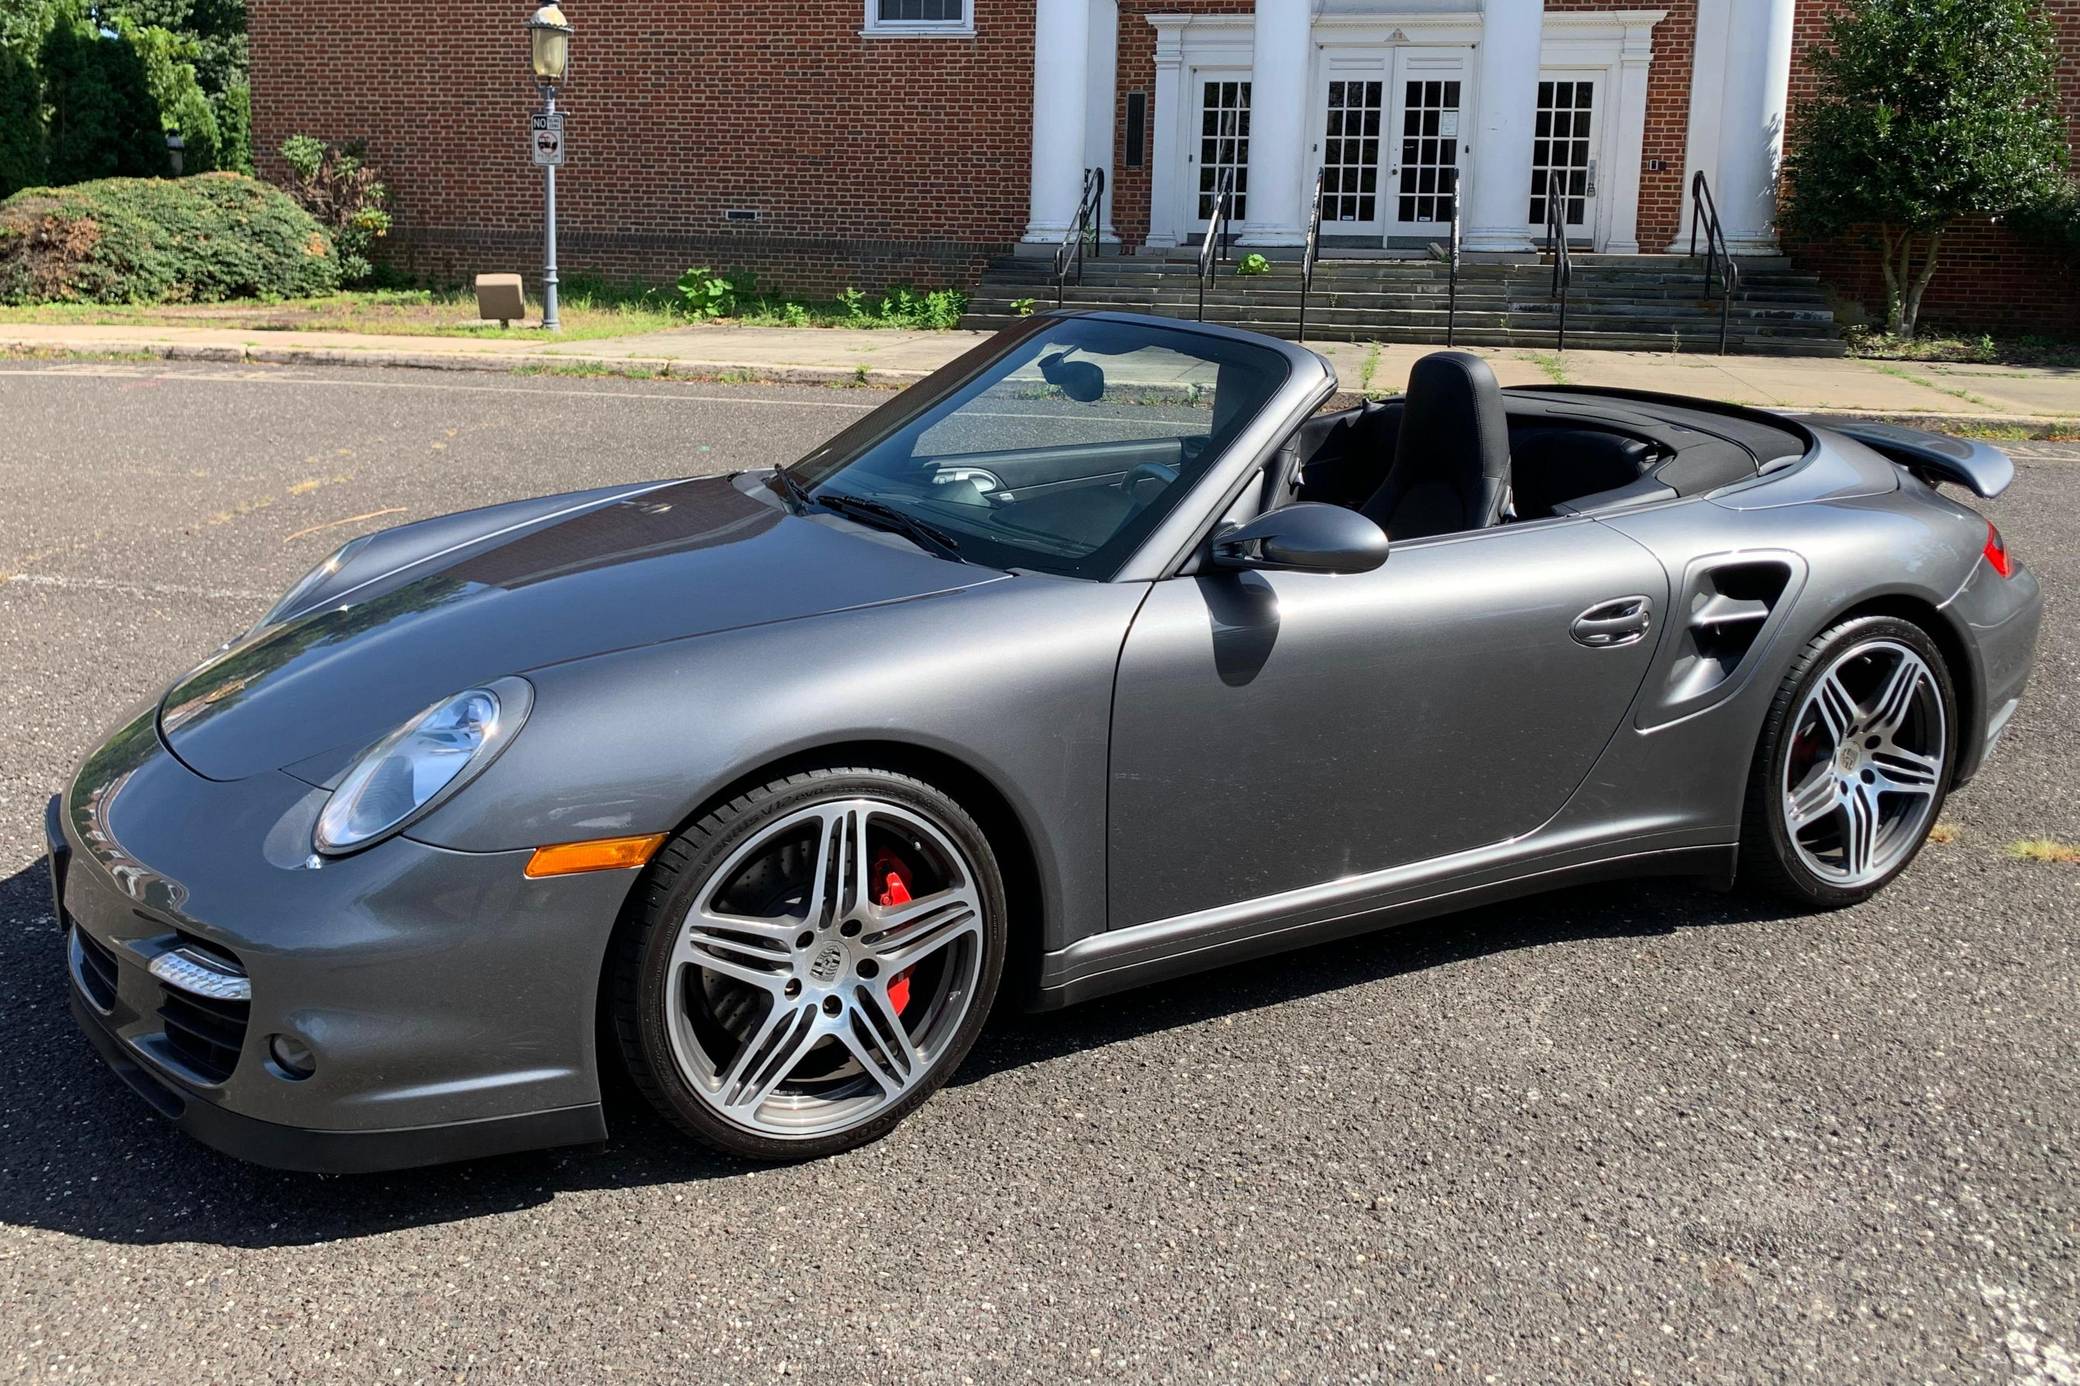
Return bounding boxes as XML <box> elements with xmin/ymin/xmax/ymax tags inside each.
<box><xmin>314</xmin><ymin>678</ymin><xmax>533</xmax><ymax>855</ymax></box>
<box><xmin>254</xmin><ymin>535</ymin><xmax>373</xmax><ymax>634</ymax></box>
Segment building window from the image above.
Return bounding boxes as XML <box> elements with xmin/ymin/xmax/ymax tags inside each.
<box><xmin>864</xmin><ymin>0</ymin><xmax>972</xmax><ymax>35</ymax></box>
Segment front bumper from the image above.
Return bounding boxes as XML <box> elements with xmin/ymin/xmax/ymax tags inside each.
<box><xmin>50</xmin><ymin>710</ymin><xmax>630</xmax><ymax>1172</ymax></box>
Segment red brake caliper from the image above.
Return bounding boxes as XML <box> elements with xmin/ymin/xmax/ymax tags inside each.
<box><xmin>872</xmin><ymin>852</ymin><xmax>916</xmax><ymax>1015</ymax></box>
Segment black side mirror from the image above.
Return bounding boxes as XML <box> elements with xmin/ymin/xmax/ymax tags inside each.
<box><xmin>1211</xmin><ymin>503</ymin><xmax>1389</xmax><ymax>575</ymax></box>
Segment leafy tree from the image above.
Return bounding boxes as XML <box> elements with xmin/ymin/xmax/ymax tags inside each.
<box><xmin>211</xmin><ymin>80</ymin><xmax>250</xmax><ymax>174</ymax></box>
<box><xmin>0</xmin><ymin>47</ymin><xmax>43</xmax><ymax>197</ymax></box>
<box><xmin>125</xmin><ymin>19</ymin><xmax>220</xmax><ymax>171</ymax></box>
<box><xmin>1782</xmin><ymin>0</ymin><xmax>2068</xmax><ymax>337</ymax></box>
<box><xmin>39</xmin><ymin>17</ymin><xmax>168</xmax><ymax>184</ymax></box>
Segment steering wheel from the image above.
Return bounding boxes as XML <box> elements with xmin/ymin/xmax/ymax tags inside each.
<box><xmin>1117</xmin><ymin>461</ymin><xmax>1180</xmax><ymax>500</ymax></box>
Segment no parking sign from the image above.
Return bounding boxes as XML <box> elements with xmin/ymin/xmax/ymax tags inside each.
<box><xmin>530</xmin><ymin>111</ymin><xmax>566</xmax><ymax>167</ymax></box>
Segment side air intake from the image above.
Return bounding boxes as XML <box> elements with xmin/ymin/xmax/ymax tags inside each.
<box><xmin>1644</xmin><ymin>555</ymin><xmax>1799</xmax><ymax>724</ymax></box>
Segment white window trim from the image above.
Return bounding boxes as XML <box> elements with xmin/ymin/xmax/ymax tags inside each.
<box><xmin>861</xmin><ymin>0</ymin><xmax>974</xmax><ymax>37</ymax></box>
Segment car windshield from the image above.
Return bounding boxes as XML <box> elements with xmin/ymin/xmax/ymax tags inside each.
<box><xmin>780</xmin><ymin>317</ymin><xmax>1291</xmax><ymax>579</ymax></box>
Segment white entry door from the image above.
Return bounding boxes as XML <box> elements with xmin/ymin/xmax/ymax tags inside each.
<box><xmin>1186</xmin><ymin>71</ymin><xmax>1252</xmax><ymax>234</ymax></box>
<box><xmin>1313</xmin><ymin>65</ymin><xmax>1388</xmax><ymax>237</ymax></box>
<box><xmin>1531</xmin><ymin>73</ymin><xmax>1600</xmax><ymax>241</ymax></box>
<box><xmin>1385</xmin><ymin>49</ymin><xmax>1471</xmax><ymax>241</ymax></box>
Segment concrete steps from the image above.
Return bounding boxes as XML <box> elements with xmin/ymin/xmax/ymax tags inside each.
<box><xmin>963</xmin><ymin>251</ymin><xmax>1844</xmax><ymax>356</ymax></box>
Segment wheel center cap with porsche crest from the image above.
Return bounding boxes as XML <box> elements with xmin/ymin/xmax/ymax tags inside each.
<box><xmin>809</xmin><ymin>942</ymin><xmax>847</xmax><ymax>984</ymax></box>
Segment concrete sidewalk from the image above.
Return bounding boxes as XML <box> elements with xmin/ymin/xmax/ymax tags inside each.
<box><xmin>4</xmin><ymin>319</ymin><xmax>2076</xmax><ymax>423</ymax></box>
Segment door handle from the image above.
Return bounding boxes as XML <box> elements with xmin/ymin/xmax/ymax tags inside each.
<box><xmin>1586</xmin><ymin>158</ymin><xmax>1598</xmax><ymax>196</ymax></box>
<box><xmin>1571</xmin><ymin>596</ymin><xmax>1652</xmax><ymax>648</ymax></box>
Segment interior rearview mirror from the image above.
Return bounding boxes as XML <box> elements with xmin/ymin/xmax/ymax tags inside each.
<box><xmin>1211</xmin><ymin>503</ymin><xmax>1389</xmax><ymax>575</ymax></box>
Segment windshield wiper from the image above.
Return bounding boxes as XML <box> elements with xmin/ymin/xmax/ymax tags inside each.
<box><xmin>811</xmin><ymin>491</ymin><xmax>966</xmax><ymax>562</ymax></box>
<box><xmin>768</xmin><ymin>466</ymin><xmax>813</xmax><ymax>514</ymax></box>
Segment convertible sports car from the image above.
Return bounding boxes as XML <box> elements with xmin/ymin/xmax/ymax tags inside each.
<box><xmin>50</xmin><ymin>312</ymin><xmax>2041</xmax><ymax>1170</ymax></box>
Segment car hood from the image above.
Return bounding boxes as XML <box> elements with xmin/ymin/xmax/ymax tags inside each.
<box><xmin>159</xmin><ymin>474</ymin><xmax>1002</xmax><ymax>781</ymax></box>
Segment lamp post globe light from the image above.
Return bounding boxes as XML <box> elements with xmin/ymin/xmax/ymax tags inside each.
<box><xmin>527</xmin><ymin>3</ymin><xmax>573</xmax><ymax>331</ymax></box>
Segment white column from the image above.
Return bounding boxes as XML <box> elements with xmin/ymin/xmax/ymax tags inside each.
<box><xmin>1601</xmin><ymin>25</ymin><xmax>1655</xmax><ymax>254</ymax></box>
<box><xmin>1083</xmin><ymin>0</ymin><xmax>1120</xmax><ymax>242</ymax></box>
<box><xmin>1146</xmin><ymin>24</ymin><xmax>1185</xmax><ymax>248</ymax></box>
<box><xmin>1238</xmin><ymin>0</ymin><xmax>1310</xmax><ymax>246</ymax></box>
<box><xmin>1710</xmin><ymin>0</ymin><xmax>1796</xmax><ymax>252</ymax></box>
<box><xmin>1462</xmin><ymin>0</ymin><xmax>1544</xmax><ymax>252</ymax></box>
<box><xmin>1025</xmin><ymin>0</ymin><xmax>1093</xmax><ymax>244</ymax></box>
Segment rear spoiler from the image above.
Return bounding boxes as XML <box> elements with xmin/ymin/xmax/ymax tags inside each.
<box><xmin>1794</xmin><ymin>416</ymin><xmax>2014</xmax><ymax>499</ymax></box>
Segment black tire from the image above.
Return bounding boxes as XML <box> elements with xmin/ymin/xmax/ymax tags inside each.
<box><xmin>610</xmin><ymin>765</ymin><xmax>1007</xmax><ymax>1161</ymax></box>
<box><xmin>1738</xmin><ymin>614</ymin><xmax>1957</xmax><ymax>908</ymax></box>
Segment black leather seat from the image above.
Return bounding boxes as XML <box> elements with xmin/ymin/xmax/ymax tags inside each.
<box><xmin>1358</xmin><ymin>351</ymin><xmax>1511</xmax><ymax>540</ymax></box>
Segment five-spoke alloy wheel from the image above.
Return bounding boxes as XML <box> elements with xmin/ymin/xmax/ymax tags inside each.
<box><xmin>613</xmin><ymin>767</ymin><xmax>1007</xmax><ymax>1160</ymax></box>
<box><xmin>1743</xmin><ymin>616</ymin><xmax>1955</xmax><ymax>906</ymax></box>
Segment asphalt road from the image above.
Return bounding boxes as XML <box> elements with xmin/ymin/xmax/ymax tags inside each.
<box><xmin>2</xmin><ymin>360</ymin><xmax>2075</xmax><ymax>1384</ymax></box>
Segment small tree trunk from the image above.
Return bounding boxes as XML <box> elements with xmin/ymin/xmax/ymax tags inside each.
<box><xmin>1877</xmin><ymin>225</ymin><xmax>1906</xmax><ymax>336</ymax></box>
<box><xmin>1900</xmin><ymin>227</ymin><xmax>1944</xmax><ymax>339</ymax></box>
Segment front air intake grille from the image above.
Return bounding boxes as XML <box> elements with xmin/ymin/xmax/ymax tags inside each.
<box><xmin>152</xmin><ymin>939</ymin><xmax>251</xmax><ymax>1085</ymax></box>
<box><xmin>71</xmin><ymin>928</ymin><xmax>120</xmax><ymax>1011</ymax></box>
<box><xmin>157</xmin><ymin>987</ymin><xmax>250</xmax><ymax>1085</ymax></box>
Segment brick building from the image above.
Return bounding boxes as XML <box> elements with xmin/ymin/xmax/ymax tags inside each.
<box><xmin>250</xmin><ymin>0</ymin><xmax>2078</xmax><ymax>330</ymax></box>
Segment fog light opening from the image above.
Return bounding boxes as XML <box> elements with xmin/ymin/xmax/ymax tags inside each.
<box><xmin>267</xmin><ymin>1033</ymin><xmax>317</xmax><ymax>1081</ymax></box>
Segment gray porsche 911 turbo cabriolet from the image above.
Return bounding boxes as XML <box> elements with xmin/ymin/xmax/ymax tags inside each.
<box><xmin>50</xmin><ymin>312</ymin><xmax>2041</xmax><ymax>1170</ymax></box>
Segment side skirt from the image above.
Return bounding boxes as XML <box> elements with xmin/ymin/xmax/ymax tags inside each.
<box><xmin>1030</xmin><ymin>843</ymin><xmax>1736</xmax><ymax>1010</ymax></box>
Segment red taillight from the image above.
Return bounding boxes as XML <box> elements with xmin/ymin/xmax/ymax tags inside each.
<box><xmin>1984</xmin><ymin>522</ymin><xmax>2016</xmax><ymax>578</ymax></box>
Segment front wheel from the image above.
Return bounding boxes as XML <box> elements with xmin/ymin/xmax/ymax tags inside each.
<box><xmin>1739</xmin><ymin>615</ymin><xmax>1955</xmax><ymax>908</ymax></box>
<box><xmin>611</xmin><ymin>767</ymin><xmax>1007</xmax><ymax>1161</ymax></box>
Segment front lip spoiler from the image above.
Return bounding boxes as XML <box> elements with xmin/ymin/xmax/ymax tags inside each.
<box><xmin>67</xmin><ymin>990</ymin><xmax>607</xmax><ymax>1174</ymax></box>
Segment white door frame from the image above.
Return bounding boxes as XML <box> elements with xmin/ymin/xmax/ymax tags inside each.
<box><xmin>1145</xmin><ymin>10</ymin><xmax>1663</xmax><ymax>253</ymax></box>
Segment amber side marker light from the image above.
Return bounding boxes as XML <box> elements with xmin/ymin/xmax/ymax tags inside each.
<box><xmin>524</xmin><ymin>833</ymin><xmax>667</xmax><ymax>879</ymax></box>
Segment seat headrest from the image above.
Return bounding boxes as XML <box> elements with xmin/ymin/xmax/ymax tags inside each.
<box><xmin>1395</xmin><ymin>351</ymin><xmax>1510</xmax><ymax>486</ymax></box>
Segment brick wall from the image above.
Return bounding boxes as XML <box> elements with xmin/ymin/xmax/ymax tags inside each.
<box><xmin>1110</xmin><ymin>0</ymin><xmax>1254</xmax><ymax>250</ymax></box>
<box><xmin>251</xmin><ymin>0</ymin><xmax>2076</xmax><ymax>330</ymax></box>
<box><xmin>1546</xmin><ymin>0</ymin><xmax>1696</xmax><ymax>250</ymax></box>
<box><xmin>1782</xmin><ymin>0</ymin><xmax>2080</xmax><ymax>333</ymax></box>
<box><xmin>250</xmin><ymin>0</ymin><xmax>1035</xmax><ymax>295</ymax></box>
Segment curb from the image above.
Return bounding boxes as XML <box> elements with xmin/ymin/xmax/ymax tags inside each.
<box><xmin>6</xmin><ymin>336</ymin><xmax>2074</xmax><ymax>437</ymax></box>
<box><xmin>1</xmin><ymin>337</ymin><xmax>931</xmax><ymax>389</ymax></box>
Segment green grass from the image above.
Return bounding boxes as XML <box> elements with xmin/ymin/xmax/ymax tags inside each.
<box><xmin>1867</xmin><ymin>361</ymin><xmax>2001</xmax><ymax>412</ymax></box>
<box><xmin>0</xmin><ymin>276</ymin><xmax>974</xmax><ymax>341</ymax></box>
<box><xmin>1357</xmin><ymin>341</ymin><xmax>1382</xmax><ymax>395</ymax></box>
<box><xmin>1846</xmin><ymin>327</ymin><xmax>2080</xmax><ymax>369</ymax></box>
<box><xmin>513</xmin><ymin>359</ymin><xmax>662</xmax><ymax>380</ymax></box>
<box><xmin>2005</xmin><ymin>838</ymin><xmax>2080</xmax><ymax>864</ymax></box>
<box><xmin>1527</xmin><ymin>350</ymin><xmax>1571</xmax><ymax>385</ymax></box>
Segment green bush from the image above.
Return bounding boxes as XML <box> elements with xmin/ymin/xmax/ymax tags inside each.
<box><xmin>1234</xmin><ymin>252</ymin><xmax>1271</xmax><ymax>276</ymax></box>
<box><xmin>276</xmin><ymin>135</ymin><xmax>390</xmax><ymax>283</ymax></box>
<box><xmin>0</xmin><ymin>171</ymin><xmax>341</xmax><ymax>304</ymax></box>
<box><xmin>676</xmin><ymin>264</ymin><xmax>742</xmax><ymax>319</ymax></box>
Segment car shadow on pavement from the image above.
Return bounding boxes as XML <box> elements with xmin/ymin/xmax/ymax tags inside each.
<box><xmin>0</xmin><ymin>857</ymin><xmax>1797</xmax><ymax>1249</ymax></box>
<box><xmin>955</xmin><ymin>873</ymin><xmax>1798</xmax><ymax>1087</ymax></box>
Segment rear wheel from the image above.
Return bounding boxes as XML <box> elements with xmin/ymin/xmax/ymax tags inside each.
<box><xmin>1740</xmin><ymin>616</ymin><xmax>1955</xmax><ymax>907</ymax></box>
<box><xmin>612</xmin><ymin>766</ymin><xmax>1006</xmax><ymax>1161</ymax></box>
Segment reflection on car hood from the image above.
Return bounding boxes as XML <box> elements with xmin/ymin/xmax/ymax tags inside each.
<box><xmin>159</xmin><ymin>475</ymin><xmax>1001</xmax><ymax>781</ymax></box>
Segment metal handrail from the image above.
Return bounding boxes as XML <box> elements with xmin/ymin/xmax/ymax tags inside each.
<box><xmin>1196</xmin><ymin>169</ymin><xmax>1236</xmax><ymax>323</ymax></box>
<box><xmin>1546</xmin><ymin>187</ymin><xmax>1572</xmax><ymax>352</ymax></box>
<box><xmin>1298</xmin><ymin>168</ymin><xmax>1324</xmax><ymax>343</ymax></box>
<box><xmin>1053</xmin><ymin>167</ymin><xmax>1106</xmax><ymax>309</ymax></box>
<box><xmin>1687</xmin><ymin>170</ymin><xmax>1741</xmax><ymax>354</ymax></box>
<box><xmin>1445</xmin><ymin>163</ymin><xmax>1464</xmax><ymax>348</ymax></box>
